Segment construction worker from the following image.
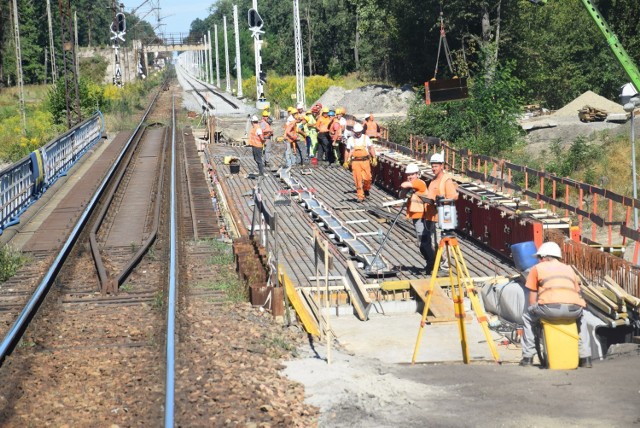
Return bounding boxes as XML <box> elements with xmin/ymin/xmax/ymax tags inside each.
<box><xmin>363</xmin><ymin>113</ymin><xmax>381</xmax><ymax>141</ymax></box>
<box><xmin>424</xmin><ymin>152</ymin><xmax>459</xmax><ymax>271</ymax></box>
<box><xmin>400</xmin><ymin>163</ymin><xmax>432</xmax><ymax>272</ymax></box>
<box><xmin>296</xmin><ymin>102</ymin><xmax>305</xmax><ymax>116</ymax></box>
<box><xmin>286</xmin><ymin>106</ymin><xmax>296</xmax><ymax>124</ymax></box>
<box><xmin>248</xmin><ymin>115</ymin><xmax>265</xmax><ymax>176</ymax></box>
<box><xmin>344</xmin><ymin>123</ymin><xmax>376</xmax><ymax>202</ymax></box>
<box><xmin>295</xmin><ymin>114</ymin><xmax>309</xmax><ymax>167</ymax></box>
<box><xmin>328</xmin><ymin>110</ymin><xmax>341</xmax><ymax>165</ymax></box>
<box><xmin>316</xmin><ymin>107</ymin><xmax>333</xmax><ymax>165</ymax></box>
<box><xmin>284</xmin><ymin>114</ymin><xmax>299</xmax><ymax>168</ymax></box>
<box><xmin>519</xmin><ymin>241</ymin><xmax>592</xmax><ymax>368</ymax></box>
<box><xmin>336</xmin><ymin>107</ymin><xmax>349</xmax><ymax>163</ymax></box>
<box><xmin>304</xmin><ymin>109</ymin><xmax>318</xmax><ymax>159</ymax></box>
<box><xmin>260</xmin><ymin>110</ymin><xmax>273</xmax><ymax>167</ymax></box>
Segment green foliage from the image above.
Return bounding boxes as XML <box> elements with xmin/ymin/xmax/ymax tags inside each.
<box><xmin>0</xmin><ymin>86</ymin><xmax>62</xmax><ymax>162</ymax></box>
<box><xmin>538</xmin><ymin>136</ymin><xmax>604</xmax><ymax>179</ymax></box>
<box><xmin>46</xmin><ymin>77</ymin><xmax>104</xmax><ymax>125</ymax></box>
<box><xmin>244</xmin><ymin>73</ymin><xmax>334</xmax><ymax>107</ymax></box>
<box><xmin>0</xmin><ymin>245</ymin><xmax>28</xmax><ymax>283</ymax></box>
<box><xmin>389</xmin><ymin>61</ymin><xmax>524</xmax><ymax>156</ymax></box>
<box><xmin>79</xmin><ymin>56</ymin><xmax>108</xmax><ymax>84</ymax></box>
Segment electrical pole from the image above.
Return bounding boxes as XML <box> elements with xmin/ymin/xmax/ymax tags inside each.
<box><xmin>223</xmin><ymin>16</ymin><xmax>231</xmax><ymax>93</ymax></box>
<box><xmin>293</xmin><ymin>0</ymin><xmax>305</xmax><ymax>108</ymax></box>
<box><xmin>248</xmin><ymin>0</ymin><xmax>268</xmax><ymax>108</ymax></box>
<box><xmin>58</xmin><ymin>0</ymin><xmax>82</xmax><ymax>128</ymax></box>
<box><xmin>47</xmin><ymin>0</ymin><xmax>58</xmax><ymax>83</ymax></box>
<box><xmin>233</xmin><ymin>5</ymin><xmax>243</xmax><ymax>97</ymax></box>
<box><xmin>11</xmin><ymin>0</ymin><xmax>26</xmax><ymax>134</ymax></box>
<box><xmin>74</xmin><ymin>11</ymin><xmax>80</xmax><ymax>79</ymax></box>
<box><xmin>208</xmin><ymin>29</ymin><xmax>214</xmax><ymax>85</ymax></box>
<box><xmin>214</xmin><ymin>24</ymin><xmax>220</xmax><ymax>88</ymax></box>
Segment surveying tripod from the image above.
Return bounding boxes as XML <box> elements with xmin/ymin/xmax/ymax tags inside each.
<box><xmin>411</xmin><ymin>230</ymin><xmax>502</xmax><ymax>364</ymax></box>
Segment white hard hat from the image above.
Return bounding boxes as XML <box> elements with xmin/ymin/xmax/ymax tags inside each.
<box><xmin>251</xmin><ymin>115</ymin><xmax>259</xmax><ymax>122</ymax></box>
<box><xmin>405</xmin><ymin>163</ymin><xmax>420</xmax><ymax>174</ymax></box>
<box><xmin>430</xmin><ymin>152</ymin><xmax>445</xmax><ymax>164</ymax></box>
<box><xmin>353</xmin><ymin>123</ymin><xmax>364</xmax><ymax>133</ymax></box>
<box><xmin>296</xmin><ymin>102</ymin><xmax>304</xmax><ymax>109</ymax></box>
<box><xmin>534</xmin><ymin>242</ymin><xmax>562</xmax><ymax>259</ymax></box>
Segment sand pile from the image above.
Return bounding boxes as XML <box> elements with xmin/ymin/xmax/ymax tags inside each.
<box><xmin>553</xmin><ymin>90</ymin><xmax>624</xmax><ymax>117</ymax></box>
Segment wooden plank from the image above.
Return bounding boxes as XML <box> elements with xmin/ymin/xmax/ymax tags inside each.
<box><xmin>410</xmin><ymin>279</ymin><xmax>455</xmax><ymax>319</ymax></box>
<box><xmin>280</xmin><ymin>265</ymin><xmax>320</xmax><ymax>337</ymax></box>
<box><xmin>604</xmin><ymin>275</ymin><xmax>640</xmax><ymax>308</ymax></box>
<box><xmin>345</xmin><ymin>260</ymin><xmax>372</xmax><ymax>321</ymax></box>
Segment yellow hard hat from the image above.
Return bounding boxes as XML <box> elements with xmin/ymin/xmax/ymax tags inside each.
<box><xmin>321</xmin><ymin>107</ymin><xmax>329</xmax><ymax>113</ymax></box>
<box><xmin>262</xmin><ymin>110</ymin><xmax>270</xmax><ymax>117</ymax></box>
<box><xmin>287</xmin><ymin>107</ymin><xmax>296</xmax><ymax>113</ymax></box>
<box><xmin>336</xmin><ymin>107</ymin><xmax>345</xmax><ymax>115</ymax></box>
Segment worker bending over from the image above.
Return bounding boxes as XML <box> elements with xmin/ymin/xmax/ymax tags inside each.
<box><xmin>248</xmin><ymin>115</ymin><xmax>266</xmax><ymax>177</ymax></box>
<box><xmin>519</xmin><ymin>241</ymin><xmax>592</xmax><ymax>368</ymax></box>
<box><xmin>344</xmin><ymin>123</ymin><xmax>377</xmax><ymax>202</ymax></box>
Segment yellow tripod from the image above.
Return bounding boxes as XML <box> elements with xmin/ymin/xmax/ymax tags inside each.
<box><xmin>412</xmin><ymin>234</ymin><xmax>502</xmax><ymax>364</ymax></box>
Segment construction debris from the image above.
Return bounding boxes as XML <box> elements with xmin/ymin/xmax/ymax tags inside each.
<box><xmin>578</xmin><ymin>105</ymin><xmax>608</xmax><ymax>122</ymax></box>
<box><xmin>574</xmin><ymin>268</ymin><xmax>640</xmax><ymax>328</ymax></box>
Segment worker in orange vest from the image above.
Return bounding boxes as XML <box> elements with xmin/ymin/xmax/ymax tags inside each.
<box><xmin>248</xmin><ymin>115</ymin><xmax>266</xmax><ymax>176</ymax></box>
<box><xmin>400</xmin><ymin>163</ymin><xmax>432</xmax><ymax>272</ymax></box>
<box><xmin>424</xmin><ymin>152</ymin><xmax>458</xmax><ymax>272</ymax></box>
<box><xmin>260</xmin><ymin>110</ymin><xmax>273</xmax><ymax>168</ymax></box>
<box><xmin>344</xmin><ymin>123</ymin><xmax>377</xmax><ymax>202</ymax></box>
<box><xmin>315</xmin><ymin>108</ymin><xmax>333</xmax><ymax>165</ymax></box>
<box><xmin>328</xmin><ymin>110</ymin><xmax>342</xmax><ymax>165</ymax></box>
<box><xmin>284</xmin><ymin>114</ymin><xmax>300</xmax><ymax>169</ymax></box>
<box><xmin>363</xmin><ymin>113</ymin><xmax>380</xmax><ymax>141</ymax></box>
<box><xmin>520</xmin><ymin>241</ymin><xmax>592</xmax><ymax>368</ymax></box>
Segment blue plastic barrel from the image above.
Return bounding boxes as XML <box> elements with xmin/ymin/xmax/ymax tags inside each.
<box><xmin>511</xmin><ymin>241</ymin><xmax>538</xmax><ymax>273</ymax></box>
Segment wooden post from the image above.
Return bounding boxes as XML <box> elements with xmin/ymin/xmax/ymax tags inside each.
<box><xmin>579</xmin><ymin>188</ymin><xmax>584</xmax><ymax>233</ymax></box>
<box><xmin>552</xmin><ymin>180</ymin><xmax>557</xmax><ymax>213</ymax></box>
<box><xmin>565</xmin><ymin>185</ymin><xmax>570</xmax><ymax>217</ymax></box>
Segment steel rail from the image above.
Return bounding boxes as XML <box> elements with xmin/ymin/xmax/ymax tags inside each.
<box><xmin>179</xmin><ymin>65</ymin><xmax>239</xmax><ymax>110</ymax></box>
<box><xmin>0</xmin><ymin>81</ymin><xmax>164</xmax><ymax>366</ymax></box>
<box><xmin>164</xmin><ymin>96</ymin><xmax>178</xmax><ymax>427</ymax></box>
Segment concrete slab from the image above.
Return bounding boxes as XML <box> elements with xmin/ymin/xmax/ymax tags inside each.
<box><xmin>327</xmin><ymin>311</ymin><xmax>521</xmax><ymax>364</ymax></box>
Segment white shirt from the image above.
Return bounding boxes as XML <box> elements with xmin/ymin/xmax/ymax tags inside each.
<box><xmin>346</xmin><ymin>134</ymin><xmax>372</xmax><ymax>150</ymax></box>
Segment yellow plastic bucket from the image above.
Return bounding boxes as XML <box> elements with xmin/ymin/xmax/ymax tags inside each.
<box><xmin>541</xmin><ymin>319</ymin><xmax>579</xmax><ymax>370</ymax></box>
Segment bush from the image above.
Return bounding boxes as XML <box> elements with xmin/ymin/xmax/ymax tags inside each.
<box><xmin>242</xmin><ymin>74</ymin><xmax>335</xmax><ymax>109</ymax></box>
<box><xmin>47</xmin><ymin>76</ymin><xmax>104</xmax><ymax>125</ymax></box>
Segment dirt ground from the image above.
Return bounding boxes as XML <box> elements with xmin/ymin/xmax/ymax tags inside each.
<box><xmin>284</xmin><ymin>342</ymin><xmax>640</xmax><ymax>427</ymax></box>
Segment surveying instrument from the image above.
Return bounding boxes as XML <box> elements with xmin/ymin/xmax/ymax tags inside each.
<box><xmin>411</xmin><ymin>197</ymin><xmax>501</xmax><ymax>364</ymax></box>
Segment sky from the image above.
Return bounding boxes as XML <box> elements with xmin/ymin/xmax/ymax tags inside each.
<box><xmin>146</xmin><ymin>0</ymin><xmax>213</xmax><ymax>35</ymax></box>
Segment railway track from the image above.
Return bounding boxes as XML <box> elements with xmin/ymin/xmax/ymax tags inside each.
<box><xmin>0</xmin><ymin>79</ymin><xmax>183</xmax><ymax>425</ymax></box>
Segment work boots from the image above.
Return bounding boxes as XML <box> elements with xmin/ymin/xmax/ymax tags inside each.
<box><xmin>579</xmin><ymin>357</ymin><xmax>593</xmax><ymax>368</ymax></box>
<box><xmin>519</xmin><ymin>357</ymin><xmax>534</xmax><ymax>367</ymax></box>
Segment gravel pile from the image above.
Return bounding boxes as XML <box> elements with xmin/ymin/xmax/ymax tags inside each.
<box><xmin>553</xmin><ymin>90</ymin><xmax>625</xmax><ymax>118</ymax></box>
<box><xmin>314</xmin><ymin>84</ymin><xmax>415</xmax><ymax>119</ymax></box>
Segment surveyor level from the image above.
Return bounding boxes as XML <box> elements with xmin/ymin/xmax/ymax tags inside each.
<box><xmin>412</xmin><ymin>234</ymin><xmax>502</xmax><ymax>364</ymax></box>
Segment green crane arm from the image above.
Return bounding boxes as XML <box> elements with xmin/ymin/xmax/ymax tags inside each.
<box><xmin>531</xmin><ymin>0</ymin><xmax>640</xmax><ymax>92</ymax></box>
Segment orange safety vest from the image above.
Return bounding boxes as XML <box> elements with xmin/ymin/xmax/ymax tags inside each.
<box><xmin>405</xmin><ymin>178</ymin><xmax>428</xmax><ymax>219</ymax></box>
<box><xmin>248</xmin><ymin>125</ymin><xmax>264</xmax><ymax>148</ymax></box>
<box><xmin>260</xmin><ymin>120</ymin><xmax>272</xmax><ymax>139</ymax></box>
<box><xmin>533</xmin><ymin>261</ymin><xmax>586</xmax><ymax>307</ymax></box>
<box><xmin>425</xmin><ymin>173</ymin><xmax>457</xmax><ymax>221</ymax></box>
<box><xmin>364</xmin><ymin>120</ymin><xmax>379</xmax><ymax>137</ymax></box>
<box><xmin>285</xmin><ymin>120</ymin><xmax>298</xmax><ymax>143</ymax></box>
<box><xmin>316</xmin><ymin>115</ymin><xmax>331</xmax><ymax>133</ymax></box>
<box><xmin>349</xmin><ymin>135</ymin><xmax>370</xmax><ymax>159</ymax></box>
<box><xmin>330</xmin><ymin>119</ymin><xmax>342</xmax><ymax>141</ymax></box>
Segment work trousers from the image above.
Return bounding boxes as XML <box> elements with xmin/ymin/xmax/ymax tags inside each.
<box><xmin>351</xmin><ymin>159</ymin><xmax>372</xmax><ymax>201</ymax></box>
<box><xmin>521</xmin><ymin>303</ymin><xmax>591</xmax><ymax>359</ymax></box>
<box><xmin>413</xmin><ymin>219</ymin><xmax>436</xmax><ymax>273</ymax></box>
<box><xmin>294</xmin><ymin>139</ymin><xmax>309</xmax><ymax>165</ymax></box>
<box><xmin>317</xmin><ymin>132</ymin><xmax>334</xmax><ymax>164</ymax></box>
<box><xmin>284</xmin><ymin>143</ymin><xmax>296</xmax><ymax>168</ymax></box>
<box><xmin>263</xmin><ymin>139</ymin><xmax>272</xmax><ymax>166</ymax></box>
<box><xmin>252</xmin><ymin>146</ymin><xmax>265</xmax><ymax>176</ymax></box>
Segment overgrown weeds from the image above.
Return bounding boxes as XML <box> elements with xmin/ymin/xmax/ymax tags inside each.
<box><xmin>0</xmin><ymin>245</ymin><xmax>28</xmax><ymax>283</ymax></box>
